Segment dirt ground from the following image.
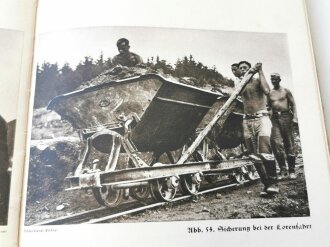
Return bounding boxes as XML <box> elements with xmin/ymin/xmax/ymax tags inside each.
<box><xmin>25</xmin><ymin>163</ymin><xmax>309</xmax><ymax>225</ymax></box>
<box><xmin>25</xmin><ymin>189</ymin><xmax>100</xmax><ymax>225</ymax></box>
<box><xmin>112</xmin><ymin>166</ymin><xmax>309</xmax><ymax>223</ymax></box>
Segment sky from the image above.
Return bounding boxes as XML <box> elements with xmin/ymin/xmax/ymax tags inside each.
<box><xmin>37</xmin><ymin>26</ymin><xmax>293</xmax><ymax>89</ymax></box>
<box><xmin>0</xmin><ymin>29</ymin><xmax>24</xmax><ymax>122</ymax></box>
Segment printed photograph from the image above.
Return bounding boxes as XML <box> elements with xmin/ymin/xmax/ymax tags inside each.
<box><xmin>25</xmin><ymin>27</ymin><xmax>309</xmax><ymax>225</ymax></box>
<box><xmin>0</xmin><ymin>29</ymin><xmax>23</xmax><ymax>225</ymax></box>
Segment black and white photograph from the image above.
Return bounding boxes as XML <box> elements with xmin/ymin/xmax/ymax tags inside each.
<box><xmin>0</xmin><ymin>29</ymin><xmax>22</xmax><ymax>226</ymax></box>
<box><xmin>25</xmin><ymin>27</ymin><xmax>309</xmax><ymax>226</ymax></box>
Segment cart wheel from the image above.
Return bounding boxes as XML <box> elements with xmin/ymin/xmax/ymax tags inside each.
<box><xmin>180</xmin><ymin>173</ymin><xmax>201</xmax><ymax>195</ymax></box>
<box><xmin>93</xmin><ymin>186</ymin><xmax>124</xmax><ymax>208</ymax></box>
<box><xmin>187</xmin><ymin>142</ymin><xmax>224</xmax><ymax>185</ymax></box>
<box><xmin>205</xmin><ymin>174</ymin><xmax>223</xmax><ymax>184</ymax></box>
<box><xmin>149</xmin><ymin>177</ymin><xmax>178</xmax><ymax>202</ymax></box>
<box><xmin>245</xmin><ymin>165</ymin><xmax>259</xmax><ymax>180</ymax></box>
<box><xmin>231</xmin><ymin>168</ymin><xmax>245</xmax><ymax>184</ymax></box>
<box><xmin>130</xmin><ymin>186</ymin><xmax>150</xmax><ymax>201</ymax></box>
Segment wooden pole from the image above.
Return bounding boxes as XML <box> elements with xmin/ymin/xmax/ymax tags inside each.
<box><xmin>177</xmin><ymin>70</ymin><xmax>254</xmax><ymax>164</ymax></box>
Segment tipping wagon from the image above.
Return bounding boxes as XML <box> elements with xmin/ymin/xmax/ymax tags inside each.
<box><xmin>48</xmin><ymin>73</ymin><xmax>256</xmax><ymax>207</ymax></box>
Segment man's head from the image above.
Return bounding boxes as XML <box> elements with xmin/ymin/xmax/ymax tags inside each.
<box><xmin>231</xmin><ymin>63</ymin><xmax>242</xmax><ymax>78</ymax></box>
<box><xmin>238</xmin><ymin>61</ymin><xmax>252</xmax><ymax>74</ymax></box>
<box><xmin>270</xmin><ymin>73</ymin><xmax>281</xmax><ymax>88</ymax></box>
<box><xmin>116</xmin><ymin>38</ymin><xmax>130</xmax><ymax>54</ymax></box>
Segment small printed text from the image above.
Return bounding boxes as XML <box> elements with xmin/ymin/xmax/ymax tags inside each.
<box><xmin>187</xmin><ymin>223</ymin><xmax>311</xmax><ymax>234</ymax></box>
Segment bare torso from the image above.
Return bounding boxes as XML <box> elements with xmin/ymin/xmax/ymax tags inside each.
<box><xmin>268</xmin><ymin>87</ymin><xmax>290</xmax><ymax>112</ymax></box>
<box><xmin>241</xmin><ymin>77</ymin><xmax>268</xmax><ymax>114</ymax></box>
<box><xmin>112</xmin><ymin>52</ymin><xmax>143</xmax><ymax>67</ymax></box>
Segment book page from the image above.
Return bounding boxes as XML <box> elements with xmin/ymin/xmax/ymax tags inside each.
<box><xmin>305</xmin><ymin>0</ymin><xmax>330</xmax><ymax>144</ymax></box>
<box><xmin>0</xmin><ymin>0</ymin><xmax>37</xmax><ymax>246</ymax></box>
<box><xmin>20</xmin><ymin>0</ymin><xmax>330</xmax><ymax>246</ymax></box>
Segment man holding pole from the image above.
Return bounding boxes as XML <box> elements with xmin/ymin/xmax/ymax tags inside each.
<box><xmin>238</xmin><ymin>61</ymin><xmax>279</xmax><ymax>195</ymax></box>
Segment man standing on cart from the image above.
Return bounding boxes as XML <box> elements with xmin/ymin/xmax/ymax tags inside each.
<box><xmin>238</xmin><ymin>61</ymin><xmax>279</xmax><ymax>195</ymax></box>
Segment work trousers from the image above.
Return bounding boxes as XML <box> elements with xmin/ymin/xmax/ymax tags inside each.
<box><xmin>271</xmin><ymin>112</ymin><xmax>296</xmax><ymax>173</ymax></box>
<box><xmin>243</xmin><ymin>116</ymin><xmax>277</xmax><ymax>187</ymax></box>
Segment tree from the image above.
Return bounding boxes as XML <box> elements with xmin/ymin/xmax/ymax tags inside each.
<box><xmin>60</xmin><ymin>63</ymin><xmax>82</xmax><ymax>92</ymax></box>
<box><xmin>34</xmin><ymin>62</ymin><xmax>60</xmax><ymax>108</ymax></box>
<box><xmin>33</xmin><ymin>53</ymin><xmax>234</xmax><ymax>109</ymax></box>
<box><xmin>75</xmin><ymin>56</ymin><xmax>97</xmax><ymax>82</ymax></box>
<box><xmin>104</xmin><ymin>57</ymin><xmax>113</xmax><ymax>70</ymax></box>
<box><xmin>95</xmin><ymin>52</ymin><xmax>105</xmax><ymax>74</ymax></box>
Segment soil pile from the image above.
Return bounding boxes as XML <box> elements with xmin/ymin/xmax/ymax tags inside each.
<box><xmin>78</xmin><ymin>65</ymin><xmax>230</xmax><ymax>93</ymax></box>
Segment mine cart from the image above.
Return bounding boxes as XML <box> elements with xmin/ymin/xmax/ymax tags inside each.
<box><xmin>48</xmin><ymin>73</ymin><xmax>256</xmax><ymax>207</ymax></box>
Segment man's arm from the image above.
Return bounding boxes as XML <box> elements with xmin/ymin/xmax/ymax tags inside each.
<box><xmin>266</xmin><ymin>94</ymin><xmax>272</xmax><ymax>112</ymax></box>
<box><xmin>134</xmin><ymin>53</ymin><xmax>143</xmax><ymax>65</ymax></box>
<box><xmin>286</xmin><ymin>88</ymin><xmax>298</xmax><ymax>123</ymax></box>
<box><xmin>255</xmin><ymin>63</ymin><xmax>270</xmax><ymax>95</ymax></box>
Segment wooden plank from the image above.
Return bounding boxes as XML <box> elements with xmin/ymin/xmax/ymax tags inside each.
<box><xmin>177</xmin><ymin>71</ymin><xmax>254</xmax><ymax>164</ymax></box>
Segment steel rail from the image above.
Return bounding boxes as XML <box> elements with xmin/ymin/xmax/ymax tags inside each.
<box><xmin>33</xmin><ymin>163</ymin><xmax>304</xmax><ymax>226</ymax></box>
<box><xmin>85</xmin><ymin>182</ymin><xmax>240</xmax><ymax>224</ymax></box>
<box><xmin>33</xmin><ymin>181</ymin><xmax>246</xmax><ymax>226</ymax></box>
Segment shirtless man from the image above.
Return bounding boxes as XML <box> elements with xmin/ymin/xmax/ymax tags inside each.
<box><xmin>238</xmin><ymin>61</ymin><xmax>279</xmax><ymax>195</ymax></box>
<box><xmin>112</xmin><ymin>38</ymin><xmax>143</xmax><ymax>67</ymax></box>
<box><xmin>268</xmin><ymin>73</ymin><xmax>298</xmax><ymax>179</ymax></box>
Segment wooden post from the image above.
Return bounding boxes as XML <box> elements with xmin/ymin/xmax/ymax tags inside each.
<box><xmin>177</xmin><ymin>71</ymin><xmax>254</xmax><ymax>164</ymax></box>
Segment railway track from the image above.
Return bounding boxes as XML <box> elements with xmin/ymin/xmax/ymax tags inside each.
<box><xmin>34</xmin><ymin>179</ymin><xmax>252</xmax><ymax>225</ymax></box>
<box><xmin>33</xmin><ymin>162</ymin><xmax>303</xmax><ymax>226</ymax></box>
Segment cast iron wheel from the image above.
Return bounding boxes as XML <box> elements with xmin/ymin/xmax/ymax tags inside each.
<box><xmin>93</xmin><ymin>185</ymin><xmax>124</xmax><ymax>208</ymax></box>
<box><xmin>130</xmin><ymin>186</ymin><xmax>150</xmax><ymax>201</ymax></box>
<box><xmin>180</xmin><ymin>173</ymin><xmax>202</xmax><ymax>195</ymax></box>
<box><xmin>149</xmin><ymin>177</ymin><xmax>178</xmax><ymax>202</ymax></box>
